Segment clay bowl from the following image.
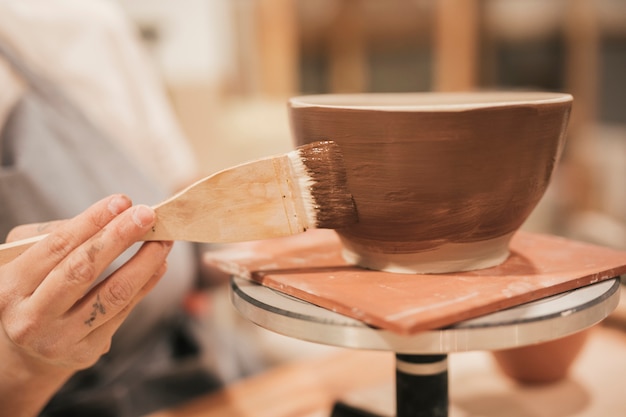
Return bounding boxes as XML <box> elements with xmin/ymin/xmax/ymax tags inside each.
<box><xmin>492</xmin><ymin>329</ymin><xmax>590</xmax><ymax>384</ymax></box>
<box><xmin>288</xmin><ymin>92</ymin><xmax>572</xmax><ymax>273</ymax></box>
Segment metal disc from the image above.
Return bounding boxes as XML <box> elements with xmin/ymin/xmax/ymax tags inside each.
<box><xmin>231</xmin><ymin>276</ymin><xmax>621</xmax><ymax>354</ymax></box>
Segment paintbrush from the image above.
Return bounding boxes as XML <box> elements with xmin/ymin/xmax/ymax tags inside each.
<box><xmin>0</xmin><ymin>141</ymin><xmax>357</xmax><ymax>265</ymax></box>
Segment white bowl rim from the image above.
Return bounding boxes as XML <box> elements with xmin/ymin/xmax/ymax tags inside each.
<box><xmin>288</xmin><ymin>91</ymin><xmax>573</xmax><ymax>111</ymax></box>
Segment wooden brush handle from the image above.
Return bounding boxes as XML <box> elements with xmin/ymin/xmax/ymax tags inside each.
<box><xmin>142</xmin><ymin>155</ymin><xmax>309</xmax><ymax>243</ymax></box>
<box><xmin>0</xmin><ymin>235</ymin><xmax>47</xmax><ymax>266</ymax></box>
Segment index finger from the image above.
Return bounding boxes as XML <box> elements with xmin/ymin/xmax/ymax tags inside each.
<box><xmin>4</xmin><ymin>194</ymin><xmax>132</xmax><ymax>295</ymax></box>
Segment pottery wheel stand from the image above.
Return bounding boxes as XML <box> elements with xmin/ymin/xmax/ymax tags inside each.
<box><xmin>231</xmin><ymin>276</ymin><xmax>621</xmax><ymax>417</ymax></box>
<box><xmin>207</xmin><ymin>230</ymin><xmax>626</xmax><ymax>417</ymax></box>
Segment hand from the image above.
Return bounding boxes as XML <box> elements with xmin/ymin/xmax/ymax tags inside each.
<box><xmin>0</xmin><ymin>194</ymin><xmax>173</xmax><ymax>416</ymax></box>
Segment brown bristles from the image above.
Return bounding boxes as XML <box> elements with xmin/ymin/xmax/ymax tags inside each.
<box><xmin>297</xmin><ymin>140</ymin><xmax>359</xmax><ymax>229</ymax></box>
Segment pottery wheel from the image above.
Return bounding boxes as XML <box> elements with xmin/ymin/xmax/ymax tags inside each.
<box><xmin>206</xmin><ymin>230</ymin><xmax>626</xmax><ymax>335</ymax></box>
<box><xmin>211</xmin><ymin>229</ymin><xmax>626</xmax><ymax>417</ymax></box>
<box><xmin>219</xmin><ymin>230</ymin><xmax>625</xmax><ymax>417</ymax></box>
<box><xmin>231</xmin><ymin>276</ymin><xmax>621</xmax><ymax>353</ymax></box>
<box><xmin>231</xmin><ymin>276</ymin><xmax>621</xmax><ymax>417</ymax></box>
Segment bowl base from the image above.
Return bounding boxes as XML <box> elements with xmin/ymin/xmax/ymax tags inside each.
<box><xmin>340</xmin><ymin>233</ymin><xmax>514</xmax><ymax>274</ymax></box>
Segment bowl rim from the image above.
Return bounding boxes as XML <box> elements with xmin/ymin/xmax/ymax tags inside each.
<box><xmin>288</xmin><ymin>91</ymin><xmax>573</xmax><ymax>112</ymax></box>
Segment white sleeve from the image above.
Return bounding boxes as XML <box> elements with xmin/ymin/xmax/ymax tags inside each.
<box><xmin>0</xmin><ymin>0</ymin><xmax>199</xmax><ymax>191</ymax></box>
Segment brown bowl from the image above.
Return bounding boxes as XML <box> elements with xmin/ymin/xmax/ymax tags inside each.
<box><xmin>288</xmin><ymin>92</ymin><xmax>572</xmax><ymax>273</ymax></box>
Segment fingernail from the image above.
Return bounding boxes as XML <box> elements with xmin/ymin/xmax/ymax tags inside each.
<box><xmin>132</xmin><ymin>205</ymin><xmax>155</xmax><ymax>227</ymax></box>
<box><xmin>108</xmin><ymin>194</ymin><xmax>130</xmax><ymax>215</ymax></box>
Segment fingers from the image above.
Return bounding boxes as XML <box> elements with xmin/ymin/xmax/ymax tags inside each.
<box><xmin>6</xmin><ymin>220</ymin><xmax>66</xmax><ymax>243</ymax></box>
<box><xmin>69</xmin><ymin>240</ymin><xmax>172</xmax><ymax>330</ymax></box>
<box><xmin>5</xmin><ymin>194</ymin><xmax>133</xmax><ymax>295</ymax></box>
<box><xmin>0</xmin><ymin>193</ymin><xmax>177</xmax><ymax>372</ymax></box>
<box><xmin>29</xmin><ymin>204</ymin><xmax>161</xmax><ymax>316</ymax></box>
<box><xmin>73</xmin><ymin>257</ymin><xmax>170</xmax><ymax>364</ymax></box>
<box><xmin>3</xmin><ymin>252</ymin><xmax>170</xmax><ymax>371</ymax></box>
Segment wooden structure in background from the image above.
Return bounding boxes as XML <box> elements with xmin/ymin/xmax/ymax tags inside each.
<box><xmin>252</xmin><ymin>0</ymin><xmax>482</xmax><ymax>94</ymax></box>
<box><xmin>328</xmin><ymin>0</ymin><xmax>368</xmax><ymax>93</ymax></box>
<box><xmin>433</xmin><ymin>0</ymin><xmax>479</xmax><ymax>91</ymax></box>
<box><xmin>564</xmin><ymin>0</ymin><xmax>599</xmax><ymax>134</ymax></box>
<box><xmin>249</xmin><ymin>0</ymin><xmax>603</xmax><ymax>102</ymax></box>
<box><xmin>253</xmin><ymin>0</ymin><xmax>299</xmax><ymax>97</ymax></box>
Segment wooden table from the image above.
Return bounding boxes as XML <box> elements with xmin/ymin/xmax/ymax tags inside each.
<box><xmin>142</xmin><ymin>348</ymin><xmax>395</xmax><ymax>417</ymax></box>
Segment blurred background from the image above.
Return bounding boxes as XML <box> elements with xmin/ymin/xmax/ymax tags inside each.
<box><xmin>112</xmin><ymin>0</ymin><xmax>626</xmax><ymax>251</ymax></box>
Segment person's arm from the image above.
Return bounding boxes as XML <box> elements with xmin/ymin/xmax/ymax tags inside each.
<box><xmin>0</xmin><ymin>194</ymin><xmax>173</xmax><ymax>417</ymax></box>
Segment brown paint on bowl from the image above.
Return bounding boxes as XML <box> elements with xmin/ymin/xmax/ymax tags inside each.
<box><xmin>289</xmin><ymin>92</ymin><xmax>572</xmax><ymax>273</ymax></box>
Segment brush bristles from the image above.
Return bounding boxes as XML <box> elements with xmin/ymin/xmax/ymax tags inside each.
<box><xmin>288</xmin><ymin>140</ymin><xmax>358</xmax><ymax>229</ymax></box>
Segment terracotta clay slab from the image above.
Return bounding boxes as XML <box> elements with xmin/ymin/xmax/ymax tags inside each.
<box><xmin>203</xmin><ymin>230</ymin><xmax>626</xmax><ymax>335</ymax></box>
